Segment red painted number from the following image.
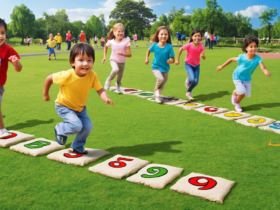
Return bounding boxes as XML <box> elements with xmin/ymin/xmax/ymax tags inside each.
<box><xmin>0</xmin><ymin>133</ymin><xmax>17</xmax><ymax>139</ymax></box>
<box><xmin>205</xmin><ymin>107</ymin><xmax>218</xmax><ymax>112</ymax></box>
<box><xmin>188</xmin><ymin>176</ymin><xmax>217</xmax><ymax>190</ymax></box>
<box><xmin>124</xmin><ymin>89</ymin><xmax>138</xmax><ymax>92</ymax></box>
<box><xmin>63</xmin><ymin>152</ymin><xmax>83</xmax><ymax>158</ymax></box>
<box><xmin>109</xmin><ymin>157</ymin><xmax>133</xmax><ymax>168</ymax></box>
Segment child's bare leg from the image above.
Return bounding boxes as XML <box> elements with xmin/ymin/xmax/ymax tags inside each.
<box><xmin>233</xmin><ymin>90</ymin><xmax>245</xmax><ymax>104</ymax></box>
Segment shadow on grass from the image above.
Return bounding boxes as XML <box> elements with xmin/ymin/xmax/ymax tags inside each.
<box><xmin>195</xmin><ymin>91</ymin><xmax>230</xmax><ymax>102</ymax></box>
<box><xmin>242</xmin><ymin>103</ymin><xmax>280</xmax><ymax>111</ymax></box>
<box><xmin>105</xmin><ymin>141</ymin><xmax>182</xmax><ymax>157</ymax></box>
<box><xmin>7</xmin><ymin>119</ymin><xmax>54</xmax><ymax>130</ymax></box>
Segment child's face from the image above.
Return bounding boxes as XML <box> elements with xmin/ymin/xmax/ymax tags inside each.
<box><xmin>0</xmin><ymin>25</ymin><xmax>6</xmax><ymax>47</ymax></box>
<box><xmin>71</xmin><ymin>53</ymin><xmax>94</xmax><ymax>77</ymax></box>
<box><xmin>192</xmin><ymin>32</ymin><xmax>201</xmax><ymax>44</ymax></box>
<box><xmin>113</xmin><ymin>27</ymin><xmax>124</xmax><ymax>40</ymax></box>
<box><xmin>245</xmin><ymin>42</ymin><xmax>258</xmax><ymax>54</ymax></box>
<box><xmin>49</xmin><ymin>34</ymin><xmax>53</xmax><ymax>40</ymax></box>
<box><xmin>157</xmin><ymin>29</ymin><xmax>169</xmax><ymax>43</ymax></box>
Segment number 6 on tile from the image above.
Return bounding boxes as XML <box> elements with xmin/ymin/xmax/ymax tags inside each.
<box><xmin>109</xmin><ymin>157</ymin><xmax>133</xmax><ymax>168</ymax></box>
<box><xmin>141</xmin><ymin>167</ymin><xmax>168</xmax><ymax>178</ymax></box>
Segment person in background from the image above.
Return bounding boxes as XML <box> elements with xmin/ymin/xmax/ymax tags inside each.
<box><xmin>79</xmin><ymin>30</ymin><xmax>86</xmax><ymax>43</ymax></box>
<box><xmin>133</xmin><ymin>33</ymin><xmax>138</xmax><ymax>47</ymax></box>
<box><xmin>54</xmin><ymin>33</ymin><xmax>62</xmax><ymax>50</ymax></box>
<box><xmin>204</xmin><ymin>30</ymin><xmax>209</xmax><ymax>47</ymax></box>
<box><xmin>66</xmin><ymin>30</ymin><xmax>72</xmax><ymax>50</ymax></box>
<box><xmin>176</xmin><ymin>31</ymin><xmax>182</xmax><ymax>45</ymax></box>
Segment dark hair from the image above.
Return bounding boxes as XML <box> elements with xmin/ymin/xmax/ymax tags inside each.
<box><xmin>69</xmin><ymin>43</ymin><xmax>95</xmax><ymax>68</ymax></box>
<box><xmin>151</xmin><ymin>26</ymin><xmax>172</xmax><ymax>44</ymax></box>
<box><xmin>242</xmin><ymin>36</ymin><xmax>259</xmax><ymax>53</ymax></box>
<box><xmin>0</xmin><ymin>18</ymin><xmax>7</xmax><ymax>32</ymax></box>
<box><xmin>189</xmin><ymin>28</ymin><xmax>202</xmax><ymax>43</ymax></box>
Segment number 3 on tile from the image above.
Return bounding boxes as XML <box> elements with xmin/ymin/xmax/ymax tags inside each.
<box><xmin>188</xmin><ymin>176</ymin><xmax>217</xmax><ymax>190</ymax></box>
<box><xmin>109</xmin><ymin>157</ymin><xmax>133</xmax><ymax>168</ymax></box>
<box><xmin>141</xmin><ymin>167</ymin><xmax>168</xmax><ymax>178</ymax></box>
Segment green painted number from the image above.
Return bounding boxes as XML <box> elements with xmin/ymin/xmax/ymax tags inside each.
<box><xmin>24</xmin><ymin>140</ymin><xmax>51</xmax><ymax>149</ymax></box>
<box><xmin>141</xmin><ymin>167</ymin><xmax>168</xmax><ymax>178</ymax></box>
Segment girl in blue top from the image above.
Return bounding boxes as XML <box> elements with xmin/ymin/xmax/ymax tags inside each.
<box><xmin>217</xmin><ymin>36</ymin><xmax>271</xmax><ymax>112</ymax></box>
<box><xmin>145</xmin><ymin>26</ymin><xmax>175</xmax><ymax>103</ymax></box>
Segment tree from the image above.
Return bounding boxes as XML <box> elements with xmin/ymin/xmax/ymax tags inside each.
<box><xmin>259</xmin><ymin>8</ymin><xmax>278</xmax><ymax>42</ymax></box>
<box><xmin>99</xmin><ymin>14</ymin><xmax>106</xmax><ymax>37</ymax></box>
<box><xmin>34</xmin><ymin>18</ymin><xmax>47</xmax><ymax>39</ymax></box>
<box><xmin>109</xmin><ymin>0</ymin><xmax>156</xmax><ymax>38</ymax></box>
<box><xmin>10</xmin><ymin>4</ymin><xmax>36</xmax><ymax>44</ymax></box>
<box><xmin>273</xmin><ymin>16</ymin><xmax>280</xmax><ymax>38</ymax></box>
<box><xmin>6</xmin><ymin>23</ymin><xmax>14</xmax><ymax>41</ymax></box>
<box><xmin>84</xmin><ymin>15</ymin><xmax>103</xmax><ymax>39</ymax></box>
<box><xmin>171</xmin><ymin>15</ymin><xmax>192</xmax><ymax>36</ymax></box>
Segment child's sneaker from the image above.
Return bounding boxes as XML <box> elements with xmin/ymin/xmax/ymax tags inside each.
<box><xmin>185</xmin><ymin>78</ymin><xmax>189</xmax><ymax>88</ymax></box>
<box><xmin>154</xmin><ymin>89</ymin><xmax>160</xmax><ymax>98</ymax></box>
<box><xmin>104</xmin><ymin>80</ymin><xmax>111</xmax><ymax>90</ymax></box>
<box><xmin>231</xmin><ymin>92</ymin><xmax>237</xmax><ymax>105</ymax></box>
<box><xmin>116</xmin><ymin>86</ymin><xmax>121</xmax><ymax>94</ymax></box>
<box><xmin>155</xmin><ymin>97</ymin><xmax>162</xmax><ymax>104</ymax></box>
<box><xmin>0</xmin><ymin>129</ymin><xmax>11</xmax><ymax>138</ymax></box>
<box><xmin>48</xmin><ymin>58</ymin><xmax>50</xmax><ymax>61</ymax></box>
<box><xmin>72</xmin><ymin>149</ymin><xmax>88</xmax><ymax>155</ymax></box>
<box><xmin>186</xmin><ymin>92</ymin><xmax>194</xmax><ymax>100</ymax></box>
<box><xmin>54</xmin><ymin>57</ymin><xmax>56</xmax><ymax>60</ymax></box>
<box><xmin>54</xmin><ymin>125</ymin><xmax>67</xmax><ymax>145</ymax></box>
<box><xmin>235</xmin><ymin>103</ymin><xmax>242</xmax><ymax>112</ymax></box>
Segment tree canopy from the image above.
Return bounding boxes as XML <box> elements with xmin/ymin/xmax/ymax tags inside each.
<box><xmin>259</xmin><ymin>8</ymin><xmax>278</xmax><ymax>42</ymax></box>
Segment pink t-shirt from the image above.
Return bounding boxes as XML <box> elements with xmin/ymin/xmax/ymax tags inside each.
<box><xmin>106</xmin><ymin>37</ymin><xmax>131</xmax><ymax>63</ymax></box>
<box><xmin>182</xmin><ymin>42</ymin><xmax>205</xmax><ymax>66</ymax></box>
<box><xmin>133</xmin><ymin>34</ymin><xmax>137</xmax><ymax>41</ymax></box>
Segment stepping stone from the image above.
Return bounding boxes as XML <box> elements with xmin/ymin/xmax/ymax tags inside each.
<box><xmin>176</xmin><ymin>102</ymin><xmax>206</xmax><ymax>110</ymax></box>
<box><xmin>88</xmin><ymin>154</ymin><xmax>149</xmax><ymax>179</ymax></box>
<box><xmin>0</xmin><ymin>130</ymin><xmax>35</xmax><ymax>148</ymax></box>
<box><xmin>195</xmin><ymin>106</ymin><xmax>229</xmax><ymax>115</ymax></box>
<box><xmin>170</xmin><ymin>172</ymin><xmax>235</xmax><ymax>204</ymax></box>
<box><xmin>47</xmin><ymin>148</ymin><xmax>110</xmax><ymax>166</ymax></box>
<box><xmin>126</xmin><ymin>164</ymin><xmax>183</xmax><ymax>189</ymax></box>
<box><xmin>10</xmin><ymin>138</ymin><xmax>65</xmax><ymax>156</ymax></box>
<box><xmin>213</xmin><ymin>111</ymin><xmax>252</xmax><ymax>121</ymax></box>
<box><xmin>137</xmin><ymin>92</ymin><xmax>154</xmax><ymax>98</ymax></box>
<box><xmin>235</xmin><ymin>116</ymin><xmax>276</xmax><ymax>127</ymax></box>
<box><xmin>113</xmin><ymin>87</ymin><xmax>129</xmax><ymax>94</ymax></box>
<box><xmin>108</xmin><ymin>86</ymin><xmax>117</xmax><ymax>91</ymax></box>
<box><xmin>258</xmin><ymin>121</ymin><xmax>280</xmax><ymax>134</ymax></box>
<box><xmin>163</xmin><ymin>99</ymin><xmax>189</xmax><ymax>105</ymax></box>
<box><xmin>122</xmin><ymin>88</ymin><xmax>144</xmax><ymax>95</ymax></box>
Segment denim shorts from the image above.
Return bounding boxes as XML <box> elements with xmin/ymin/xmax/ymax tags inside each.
<box><xmin>0</xmin><ymin>86</ymin><xmax>4</xmax><ymax>104</ymax></box>
<box><xmin>233</xmin><ymin>80</ymin><xmax>251</xmax><ymax>97</ymax></box>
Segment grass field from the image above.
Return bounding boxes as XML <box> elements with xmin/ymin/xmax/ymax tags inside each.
<box><xmin>1</xmin><ymin>47</ymin><xmax>280</xmax><ymax>209</ymax></box>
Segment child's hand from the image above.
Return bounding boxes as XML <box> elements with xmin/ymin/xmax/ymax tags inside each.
<box><xmin>106</xmin><ymin>98</ymin><xmax>114</xmax><ymax>106</ymax></box>
<box><xmin>217</xmin><ymin>66</ymin><xmax>223</xmax><ymax>71</ymax></box>
<box><xmin>175</xmin><ymin>60</ymin><xmax>179</xmax><ymax>65</ymax></box>
<box><xmin>43</xmin><ymin>94</ymin><xmax>50</xmax><ymax>101</ymax></box>
<box><xmin>8</xmin><ymin>55</ymin><xmax>19</xmax><ymax>65</ymax></box>
<box><xmin>117</xmin><ymin>51</ymin><xmax>122</xmax><ymax>55</ymax></box>
<box><xmin>201</xmin><ymin>54</ymin><xmax>206</xmax><ymax>60</ymax></box>
<box><xmin>145</xmin><ymin>59</ymin><xmax>149</xmax><ymax>65</ymax></box>
<box><xmin>266</xmin><ymin>72</ymin><xmax>271</xmax><ymax>77</ymax></box>
<box><xmin>102</xmin><ymin>58</ymin><xmax>106</xmax><ymax>64</ymax></box>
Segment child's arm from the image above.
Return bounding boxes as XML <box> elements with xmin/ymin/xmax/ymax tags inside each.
<box><xmin>259</xmin><ymin>62</ymin><xmax>271</xmax><ymax>77</ymax></box>
<box><xmin>175</xmin><ymin>47</ymin><xmax>183</xmax><ymax>65</ymax></box>
<box><xmin>117</xmin><ymin>46</ymin><xmax>132</xmax><ymax>57</ymax></box>
<box><xmin>97</xmin><ymin>88</ymin><xmax>114</xmax><ymax>106</ymax></box>
<box><xmin>167</xmin><ymin>57</ymin><xmax>175</xmax><ymax>64</ymax></box>
<box><xmin>217</xmin><ymin>57</ymin><xmax>238</xmax><ymax>71</ymax></box>
<box><xmin>8</xmin><ymin>56</ymin><xmax>22</xmax><ymax>72</ymax></box>
<box><xmin>102</xmin><ymin>45</ymin><xmax>108</xmax><ymax>64</ymax></box>
<box><xmin>43</xmin><ymin>74</ymin><xmax>53</xmax><ymax>101</ymax></box>
<box><xmin>145</xmin><ymin>49</ymin><xmax>150</xmax><ymax>64</ymax></box>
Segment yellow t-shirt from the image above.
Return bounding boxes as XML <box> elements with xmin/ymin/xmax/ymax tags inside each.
<box><xmin>46</xmin><ymin>39</ymin><xmax>57</xmax><ymax>48</ymax></box>
<box><xmin>54</xmin><ymin>35</ymin><xmax>62</xmax><ymax>43</ymax></box>
<box><xmin>53</xmin><ymin>69</ymin><xmax>103</xmax><ymax>112</ymax></box>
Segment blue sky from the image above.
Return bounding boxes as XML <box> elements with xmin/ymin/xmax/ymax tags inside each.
<box><xmin>0</xmin><ymin>0</ymin><xmax>279</xmax><ymax>29</ymax></box>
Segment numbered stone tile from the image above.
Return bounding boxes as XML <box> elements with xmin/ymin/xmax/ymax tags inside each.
<box><xmin>258</xmin><ymin>121</ymin><xmax>280</xmax><ymax>134</ymax></box>
<box><xmin>126</xmin><ymin>164</ymin><xmax>184</xmax><ymax>189</ymax></box>
<box><xmin>0</xmin><ymin>130</ymin><xmax>35</xmax><ymax>148</ymax></box>
<box><xmin>47</xmin><ymin>148</ymin><xmax>110</xmax><ymax>166</ymax></box>
<box><xmin>175</xmin><ymin>102</ymin><xmax>206</xmax><ymax>110</ymax></box>
<box><xmin>163</xmin><ymin>98</ymin><xmax>189</xmax><ymax>105</ymax></box>
<box><xmin>235</xmin><ymin>115</ymin><xmax>276</xmax><ymax>128</ymax></box>
<box><xmin>113</xmin><ymin>87</ymin><xmax>130</xmax><ymax>94</ymax></box>
<box><xmin>194</xmin><ymin>106</ymin><xmax>229</xmax><ymax>115</ymax></box>
<box><xmin>108</xmin><ymin>86</ymin><xmax>117</xmax><ymax>91</ymax></box>
<box><xmin>147</xmin><ymin>97</ymin><xmax>156</xmax><ymax>102</ymax></box>
<box><xmin>170</xmin><ymin>172</ymin><xmax>235</xmax><ymax>204</ymax></box>
<box><xmin>137</xmin><ymin>92</ymin><xmax>154</xmax><ymax>98</ymax></box>
<box><xmin>10</xmin><ymin>138</ymin><xmax>65</xmax><ymax>156</ymax></box>
<box><xmin>213</xmin><ymin>111</ymin><xmax>252</xmax><ymax>121</ymax></box>
<box><xmin>88</xmin><ymin>154</ymin><xmax>149</xmax><ymax>179</ymax></box>
<box><xmin>122</xmin><ymin>88</ymin><xmax>144</xmax><ymax>95</ymax></box>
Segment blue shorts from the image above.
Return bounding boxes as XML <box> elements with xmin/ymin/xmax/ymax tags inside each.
<box><xmin>233</xmin><ymin>80</ymin><xmax>251</xmax><ymax>97</ymax></box>
<box><xmin>48</xmin><ymin>48</ymin><xmax>55</xmax><ymax>54</ymax></box>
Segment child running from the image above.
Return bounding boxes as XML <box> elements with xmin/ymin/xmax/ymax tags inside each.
<box><xmin>102</xmin><ymin>23</ymin><xmax>132</xmax><ymax>93</ymax></box>
<box><xmin>175</xmin><ymin>28</ymin><xmax>205</xmax><ymax>100</ymax></box>
<box><xmin>145</xmin><ymin>26</ymin><xmax>175</xmax><ymax>103</ymax></box>
<box><xmin>46</xmin><ymin>33</ymin><xmax>56</xmax><ymax>61</ymax></box>
<box><xmin>0</xmin><ymin>18</ymin><xmax>22</xmax><ymax>138</ymax></box>
<box><xmin>43</xmin><ymin>43</ymin><xmax>114</xmax><ymax>154</ymax></box>
<box><xmin>217</xmin><ymin>36</ymin><xmax>271</xmax><ymax>112</ymax></box>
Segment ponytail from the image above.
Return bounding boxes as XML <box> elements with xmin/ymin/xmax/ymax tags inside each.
<box><xmin>106</xmin><ymin>23</ymin><xmax>125</xmax><ymax>41</ymax></box>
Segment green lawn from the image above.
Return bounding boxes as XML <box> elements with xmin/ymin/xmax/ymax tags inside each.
<box><xmin>1</xmin><ymin>47</ymin><xmax>280</xmax><ymax>209</ymax></box>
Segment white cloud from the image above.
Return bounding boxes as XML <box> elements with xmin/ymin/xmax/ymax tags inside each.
<box><xmin>183</xmin><ymin>13</ymin><xmax>192</xmax><ymax>16</ymax></box>
<box><xmin>235</xmin><ymin>5</ymin><xmax>268</xmax><ymax>18</ymax></box>
<box><xmin>184</xmin><ymin>6</ymin><xmax>191</xmax><ymax>10</ymax></box>
<box><xmin>144</xmin><ymin>0</ymin><xmax>167</xmax><ymax>7</ymax></box>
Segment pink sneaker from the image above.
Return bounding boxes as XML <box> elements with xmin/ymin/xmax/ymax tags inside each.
<box><xmin>235</xmin><ymin>103</ymin><xmax>242</xmax><ymax>112</ymax></box>
<box><xmin>185</xmin><ymin>78</ymin><xmax>189</xmax><ymax>88</ymax></box>
<box><xmin>186</xmin><ymin>92</ymin><xmax>194</xmax><ymax>100</ymax></box>
<box><xmin>231</xmin><ymin>93</ymin><xmax>237</xmax><ymax>105</ymax></box>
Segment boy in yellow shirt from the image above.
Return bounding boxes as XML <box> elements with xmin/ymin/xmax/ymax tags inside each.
<box><xmin>46</xmin><ymin>33</ymin><xmax>57</xmax><ymax>61</ymax></box>
<box><xmin>43</xmin><ymin>43</ymin><xmax>114</xmax><ymax>154</ymax></box>
<box><xmin>54</xmin><ymin>33</ymin><xmax>62</xmax><ymax>50</ymax></box>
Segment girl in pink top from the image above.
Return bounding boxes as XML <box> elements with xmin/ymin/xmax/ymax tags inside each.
<box><xmin>102</xmin><ymin>23</ymin><xmax>132</xmax><ymax>93</ymax></box>
<box><xmin>175</xmin><ymin>28</ymin><xmax>206</xmax><ymax>100</ymax></box>
<box><xmin>133</xmin><ymin>33</ymin><xmax>138</xmax><ymax>47</ymax></box>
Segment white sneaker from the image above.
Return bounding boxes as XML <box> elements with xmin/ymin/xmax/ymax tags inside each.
<box><xmin>154</xmin><ymin>90</ymin><xmax>160</xmax><ymax>97</ymax></box>
<box><xmin>186</xmin><ymin>92</ymin><xmax>194</xmax><ymax>100</ymax></box>
<box><xmin>104</xmin><ymin>80</ymin><xmax>111</xmax><ymax>90</ymax></box>
<box><xmin>54</xmin><ymin>57</ymin><xmax>56</xmax><ymax>60</ymax></box>
<box><xmin>155</xmin><ymin>97</ymin><xmax>162</xmax><ymax>104</ymax></box>
<box><xmin>116</xmin><ymin>86</ymin><xmax>121</xmax><ymax>94</ymax></box>
<box><xmin>0</xmin><ymin>129</ymin><xmax>11</xmax><ymax>138</ymax></box>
